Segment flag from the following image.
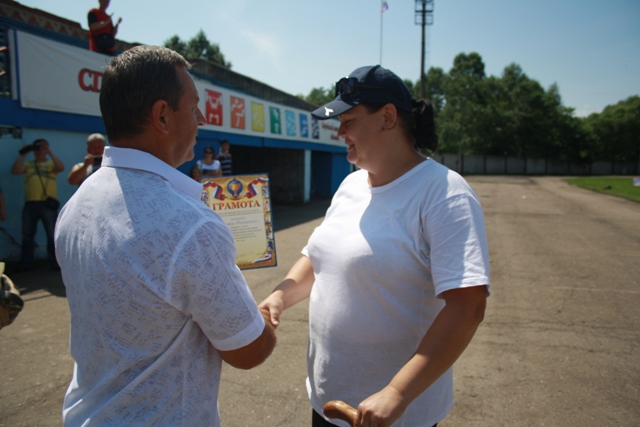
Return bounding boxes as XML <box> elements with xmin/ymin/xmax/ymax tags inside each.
<box><xmin>245</xmin><ymin>177</ymin><xmax>269</xmax><ymax>198</ymax></box>
<box><xmin>203</xmin><ymin>182</ymin><xmax>226</xmax><ymax>200</ymax></box>
<box><xmin>381</xmin><ymin>1</ymin><xmax>389</xmax><ymax>13</ymax></box>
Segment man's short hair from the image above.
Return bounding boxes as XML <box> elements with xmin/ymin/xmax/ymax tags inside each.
<box><xmin>86</xmin><ymin>133</ymin><xmax>105</xmax><ymax>145</ymax></box>
<box><xmin>99</xmin><ymin>45</ymin><xmax>190</xmax><ymax>142</ymax></box>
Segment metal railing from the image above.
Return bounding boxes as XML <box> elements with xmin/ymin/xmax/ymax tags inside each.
<box><xmin>434</xmin><ymin>153</ymin><xmax>640</xmax><ymax>176</ymax></box>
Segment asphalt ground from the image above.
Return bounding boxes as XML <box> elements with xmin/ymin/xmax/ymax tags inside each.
<box><xmin>1</xmin><ymin>176</ymin><xmax>638</xmax><ymax>426</ymax></box>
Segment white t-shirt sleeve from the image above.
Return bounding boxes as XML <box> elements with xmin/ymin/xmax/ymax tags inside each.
<box><xmin>423</xmin><ymin>192</ymin><xmax>490</xmax><ymax>296</ymax></box>
<box><xmin>167</xmin><ymin>218</ymin><xmax>265</xmax><ymax>351</ymax></box>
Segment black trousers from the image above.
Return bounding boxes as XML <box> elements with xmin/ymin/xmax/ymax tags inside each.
<box><xmin>313</xmin><ymin>409</ymin><xmax>437</xmax><ymax>427</ymax></box>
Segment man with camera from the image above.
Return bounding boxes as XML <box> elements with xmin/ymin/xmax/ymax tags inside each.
<box><xmin>11</xmin><ymin>139</ymin><xmax>65</xmax><ymax>271</ymax></box>
<box><xmin>67</xmin><ymin>133</ymin><xmax>106</xmax><ymax>186</ymax></box>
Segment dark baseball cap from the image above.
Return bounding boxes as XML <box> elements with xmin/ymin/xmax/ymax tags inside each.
<box><xmin>311</xmin><ymin>65</ymin><xmax>414</xmax><ymax>120</ymax></box>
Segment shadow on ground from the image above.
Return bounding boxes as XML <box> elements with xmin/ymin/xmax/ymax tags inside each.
<box><xmin>271</xmin><ymin>197</ymin><xmax>331</xmax><ymax>232</ymax></box>
<box><xmin>1</xmin><ymin>198</ymin><xmax>332</xmax><ymax>298</ymax></box>
<box><xmin>3</xmin><ymin>261</ymin><xmax>66</xmax><ymax>298</ymax></box>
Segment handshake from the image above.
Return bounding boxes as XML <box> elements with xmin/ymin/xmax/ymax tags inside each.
<box><xmin>19</xmin><ymin>144</ymin><xmax>43</xmax><ymax>155</ymax></box>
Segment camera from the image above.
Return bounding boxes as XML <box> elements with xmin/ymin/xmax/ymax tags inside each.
<box><xmin>18</xmin><ymin>144</ymin><xmax>43</xmax><ymax>155</ymax></box>
<box><xmin>93</xmin><ymin>156</ymin><xmax>103</xmax><ymax>167</ymax></box>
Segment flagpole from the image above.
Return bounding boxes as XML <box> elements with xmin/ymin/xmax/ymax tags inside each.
<box><xmin>379</xmin><ymin>1</ymin><xmax>384</xmax><ymax>65</ymax></box>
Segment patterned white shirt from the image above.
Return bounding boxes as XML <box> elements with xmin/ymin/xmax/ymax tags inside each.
<box><xmin>55</xmin><ymin>146</ymin><xmax>265</xmax><ymax>426</ymax></box>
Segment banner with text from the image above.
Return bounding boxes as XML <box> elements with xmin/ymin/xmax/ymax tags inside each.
<box><xmin>15</xmin><ymin>30</ymin><xmax>340</xmax><ymax>146</ymax></box>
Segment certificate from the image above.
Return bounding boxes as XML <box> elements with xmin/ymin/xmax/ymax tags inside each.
<box><xmin>201</xmin><ymin>174</ymin><xmax>276</xmax><ymax>270</ymax></box>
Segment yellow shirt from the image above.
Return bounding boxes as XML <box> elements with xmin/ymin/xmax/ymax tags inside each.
<box><xmin>24</xmin><ymin>160</ymin><xmax>58</xmax><ymax>202</ymax></box>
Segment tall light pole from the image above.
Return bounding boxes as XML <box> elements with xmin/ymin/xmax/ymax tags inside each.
<box><xmin>415</xmin><ymin>0</ymin><xmax>434</xmax><ymax>99</ymax></box>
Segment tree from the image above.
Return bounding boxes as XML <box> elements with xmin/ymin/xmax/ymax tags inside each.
<box><xmin>297</xmin><ymin>86</ymin><xmax>334</xmax><ymax>106</ymax></box>
<box><xmin>437</xmin><ymin>52</ymin><xmax>488</xmax><ymax>154</ymax></box>
<box><xmin>450</xmin><ymin>52</ymin><xmax>486</xmax><ymax>80</ymax></box>
<box><xmin>164</xmin><ymin>30</ymin><xmax>232</xmax><ymax>68</ymax></box>
<box><xmin>409</xmin><ymin>67</ymin><xmax>446</xmax><ymax>116</ymax></box>
<box><xmin>422</xmin><ymin>53</ymin><xmax>588</xmax><ymax>161</ymax></box>
<box><xmin>164</xmin><ymin>35</ymin><xmax>186</xmax><ymax>57</ymax></box>
<box><xmin>299</xmin><ymin>50</ymin><xmax>637</xmax><ymax>165</ymax></box>
<box><xmin>584</xmin><ymin>95</ymin><xmax>640</xmax><ymax>161</ymax></box>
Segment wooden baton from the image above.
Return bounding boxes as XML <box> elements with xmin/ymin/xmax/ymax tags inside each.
<box><xmin>323</xmin><ymin>400</ymin><xmax>357</xmax><ymax>427</ymax></box>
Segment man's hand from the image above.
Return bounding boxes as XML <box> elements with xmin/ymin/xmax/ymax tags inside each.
<box><xmin>83</xmin><ymin>154</ymin><xmax>94</xmax><ymax>167</ymax></box>
<box><xmin>218</xmin><ymin>307</ymin><xmax>277</xmax><ymax>370</ymax></box>
<box><xmin>45</xmin><ymin>146</ymin><xmax>65</xmax><ymax>173</ymax></box>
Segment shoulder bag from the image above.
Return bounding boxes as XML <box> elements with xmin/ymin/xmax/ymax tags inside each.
<box><xmin>34</xmin><ymin>162</ymin><xmax>60</xmax><ymax>210</ymax></box>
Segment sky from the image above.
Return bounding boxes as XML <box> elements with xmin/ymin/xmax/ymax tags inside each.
<box><xmin>15</xmin><ymin>0</ymin><xmax>640</xmax><ymax>117</ymax></box>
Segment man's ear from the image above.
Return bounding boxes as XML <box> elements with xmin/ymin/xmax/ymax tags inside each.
<box><xmin>381</xmin><ymin>103</ymin><xmax>398</xmax><ymax>131</ymax></box>
<box><xmin>151</xmin><ymin>99</ymin><xmax>171</xmax><ymax>135</ymax></box>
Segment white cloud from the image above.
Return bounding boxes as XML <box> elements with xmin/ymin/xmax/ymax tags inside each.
<box><xmin>238</xmin><ymin>29</ymin><xmax>283</xmax><ymax>70</ymax></box>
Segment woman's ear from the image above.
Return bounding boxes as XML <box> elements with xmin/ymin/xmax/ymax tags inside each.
<box><xmin>381</xmin><ymin>103</ymin><xmax>398</xmax><ymax>131</ymax></box>
<box><xmin>151</xmin><ymin>99</ymin><xmax>171</xmax><ymax>135</ymax></box>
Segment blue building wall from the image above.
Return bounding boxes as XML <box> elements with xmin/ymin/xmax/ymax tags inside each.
<box><xmin>312</xmin><ymin>151</ymin><xmax>351</xmax><ymax>197</ymax></box>
<box><xmin>0</xmin><ymin>15</ymin><xmax>350</xmax><ymax>262</ymax></box>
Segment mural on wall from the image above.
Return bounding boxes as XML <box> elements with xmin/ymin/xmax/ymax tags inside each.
<box><xmin>231</xmin><ymin>96</ymin><xmax>246</xmax><ymax>129</ymax></box>
<box><xmin>285</xmin><ymin>111</ymin><xmax>296</xmax><ymax>137</ymax></box>
<box><xmin>205</xmin><ymin>90</ymin><xmax>223</xmax><ymax>126</ymax></box>
<box><xmin>251</xmin><ymin>102</ymin><xmax>265</xmax><ymax>132</ymax></box>
<box><xmin>269</xmin><ymin>107</ymin><xmax>281</xmax><ymax>135</ymax></box>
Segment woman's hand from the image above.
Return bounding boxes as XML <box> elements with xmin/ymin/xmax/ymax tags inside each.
<box><xmin>258</xmin><ymin>291</ymin><xmax>285</xmax><ymax>327</ymax></box>
<box><xmin>355</xmin><ymin>386</ymin><xmax>407</xmax><ymax>427</ymax></box>
<box><xmin>257</xmin><ymin>256</ymin><xmax>316</xmax><ymax>328</ymax></box>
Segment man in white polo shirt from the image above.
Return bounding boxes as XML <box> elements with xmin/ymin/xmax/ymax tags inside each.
<box><xmin>55</xmin><ymin>45</ymin><xmax>276</xmax><ymax>426</ymax></box>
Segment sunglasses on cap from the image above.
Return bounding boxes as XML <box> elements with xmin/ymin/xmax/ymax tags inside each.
<box><xmin>334</xmin><ymin>77</ymin><xmax>402</xmax><ymax>99</ymax></box>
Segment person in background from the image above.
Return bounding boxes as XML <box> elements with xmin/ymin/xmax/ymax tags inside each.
<box><xmin>11</xmin><ymin>139</ymin><xmax>65</xmax><ymax>271</ymax></box>
<box><xmin>259</xmin><ymin>65</ymin><xmax>490</xmax><ymax>427</ymax></box>
<box><xmin>67</xmin><ymin>133</ymin><xmax>106</xmax><ymax>186</ymax></box>
<box><xmin>216</xmin><ymin>139</ymin><xmax>233</xmax><ymax>176</ymax></box>
<box><xmin>87</xmin><ymin>0</ymin><xmax>122</xmax><ymax>55</ymax></box>
<box><xmin>189</xmin><ymin>164</ymin><xmax>202</xmax><ymax>182</ymax></box>
<box><xmin>55</xmin><ymin>45</ymin><xmax>276</xmax><ymax>426</ymax></box>
<box><xmin>196</xmin><ymin>145</ymin><xmax>222</xmax><ymax>177</ymax></box>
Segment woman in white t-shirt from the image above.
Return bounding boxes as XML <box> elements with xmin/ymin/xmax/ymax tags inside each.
<box><xmin>259</xmin><ymin>65</ymin><xmax>490</xmax><ymax>427</ymax></box>
<box><xmin>196</xmin><ymin>146</ymin><xmax>221</xmax><ymax>177</ymax></box>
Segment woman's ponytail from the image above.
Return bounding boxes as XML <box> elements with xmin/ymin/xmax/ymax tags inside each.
<box><xmin>410</xmin><ymin>99</ymin><xmax>438</xmax><ymax>152</ymax></box>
